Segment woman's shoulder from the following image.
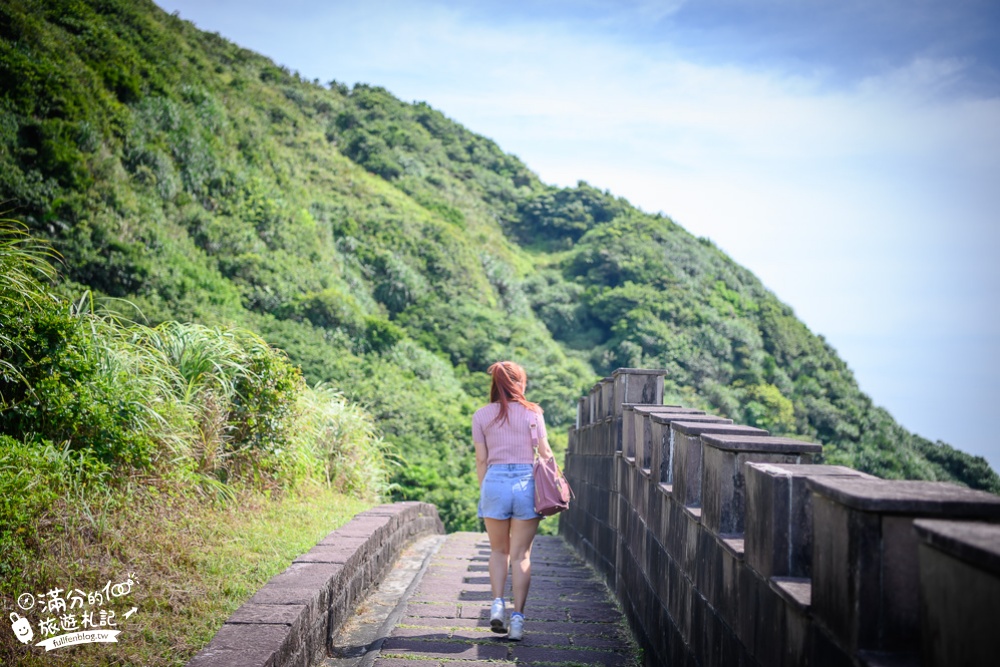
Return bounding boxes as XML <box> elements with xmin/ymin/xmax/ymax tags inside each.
<box><xmin>473</xmin><ymin>403</ymin><xmax>499</xmax><ymax>420</ymax></box>
<box><xmin>511</xmin><ymin>402</ymin><xmax>544</xmax><ymax>420</ymax></box>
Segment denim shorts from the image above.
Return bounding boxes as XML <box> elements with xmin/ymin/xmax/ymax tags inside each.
<box><xmin>478</xmin><ymin>463</ymin><xmax>541</xmax><ymax>521</ymax></box>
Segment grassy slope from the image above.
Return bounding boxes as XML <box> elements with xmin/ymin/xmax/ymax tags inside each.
<box><xmin>0</xmin><ymin>480</ymin><xmax>373</xmax><ymax>667</ymax></box>
<box><xmin>1</xmin><ymin>0</ymin><xmax>995</xmax><ymax>544</ymax></box>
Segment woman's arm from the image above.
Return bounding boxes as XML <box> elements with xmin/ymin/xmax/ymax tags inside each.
<box><xmin>537</xmin><ymin>436</ymin><xmax>555</xmax><ymax>461</ymax></box>
<box><xmin>535</xmin><ymin>412</ymin><xmax>554</xmax><ymax>460</ymax></box>
<box><xmin>474</xmin><ymin>440</ymin><xmax>488</xmax><ymax>486</ymax></box>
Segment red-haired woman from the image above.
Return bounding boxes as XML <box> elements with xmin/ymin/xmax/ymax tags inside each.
<box><xmin>472</xmin><ymin>361</ymin><xmax>554</xmax><ymax>641</ymax></box>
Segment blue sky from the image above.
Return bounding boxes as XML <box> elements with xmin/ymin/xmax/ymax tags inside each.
<box><xmin>155</xmin><ymin>0</ymin><xmax>1000</xmax><ymax>470</ymax></box>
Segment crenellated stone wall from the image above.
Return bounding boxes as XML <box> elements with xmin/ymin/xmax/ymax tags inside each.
<box><xmin>186</xmin><ymin>502</ymin><xmax>444</xmax><ymax>667</ymax></box>
<box><xmin>560</xmin><ymin>368</ymin><xmax>1000</xmax><ymax>667</ymax></box>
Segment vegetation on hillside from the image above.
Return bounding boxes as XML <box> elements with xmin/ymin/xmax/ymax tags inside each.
<box><xmin>0</xmin><ymin>220</ymin><xmax>386</xmax><ymax>664</ymax></box>
<box><xmin>1</xmin><ymin>0</ymin><xmax>995</xmax><ymax>553</ymax></box>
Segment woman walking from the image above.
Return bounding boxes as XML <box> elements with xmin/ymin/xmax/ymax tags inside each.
<box><xmin>472</xmin><ymin>361</ymin><xmax>554</xmax><ymax>641</ymax></box>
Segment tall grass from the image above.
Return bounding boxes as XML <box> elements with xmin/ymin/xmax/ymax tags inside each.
<box><xmin>297</xmin><ymin>383</ymin><xmax>393</xmax><ymax>498</ymax></box>
<box><xmin>0</xmin><ymin>220</ymin><xmax>58</xmax><ymax>308</ymax></box>
<box><xmin>0</xmin><ymin>220</ymin><xmax>60</xmax><ymax>396</ymax></box>
<box><xmin>1</xmin><ymin>223</ymin><xmax>389</xmax><ymax>501</ymax></box>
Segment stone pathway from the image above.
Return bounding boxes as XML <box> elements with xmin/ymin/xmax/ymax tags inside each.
<box><xmin>367</xmin><ymin>532</ymin><xmax>639</xmax><ymax>667</ymax></box>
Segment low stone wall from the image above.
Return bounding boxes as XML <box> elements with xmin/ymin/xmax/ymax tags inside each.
<box><xmin>561</xmin><ymin>368</ymin><xmax>1000</xmax><ymax>667</ymax></box>
<box><xmin>187</xmin><ymin>501</ymin><xmax>444</xmax><ymax>667</ymax></box>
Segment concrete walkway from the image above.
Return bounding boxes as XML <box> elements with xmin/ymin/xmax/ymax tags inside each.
<box><xmin>338</xmin><ymin>532</ymin><xmax>639</xmax><ymax>667</ymax></box>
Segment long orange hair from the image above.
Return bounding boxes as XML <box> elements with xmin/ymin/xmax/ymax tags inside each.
<box><xmin>488</xmin><ymin>361</ymin><xmax>543</xmax><ymax>426</ymax></box>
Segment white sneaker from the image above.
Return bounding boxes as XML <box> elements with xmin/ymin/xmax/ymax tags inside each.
<box><xmin>508</xmin><ymin>613</ymin><xmax>524</xmax><ymax>641</ymax></box>
<box><xmin>489</xmin><ymin>597</ymin><xmax>506</xmax><ymax>633</ymax></box>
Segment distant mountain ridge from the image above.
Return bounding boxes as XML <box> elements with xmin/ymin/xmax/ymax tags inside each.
<box><xmin>1</xmin><ymin>0</ymin><xmax>995</xmax><ymax>528</ymax></box>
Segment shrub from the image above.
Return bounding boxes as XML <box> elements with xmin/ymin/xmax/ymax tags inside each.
<box><xmin>294</xmin><ymin>286</ymin><xmax>367</xmax><ymax>336</ymax></box>
<box><xmin>0</xmin><ymin>295</ymin><xmax>158</xmax><ymax>466</ymax></box>
<box><xmin>742</xmin><ymin>383</ymin><xmax>796</xmax><ymax>434</ymax></box>
<box><xmin>364</xmin><ymin>316</ymin><xmax>405</xmax><ymax>354</ymax></box>
<box><xmin>228</xmin><ymin>331</ymin><xmax>304</xmax><ymax>458</ymax></box>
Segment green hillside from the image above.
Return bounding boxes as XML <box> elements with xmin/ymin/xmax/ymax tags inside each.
<box><xmin>2</xmin><ymin>0</ymin><xmax>996</xmax><ymax>532</ymax></box>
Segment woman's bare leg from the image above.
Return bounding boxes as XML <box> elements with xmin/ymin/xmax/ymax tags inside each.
<box><xmin>509</xmin><ymin>517</ymin><xmax>541</xmax><ymax>613</ymax></box>
<box><xmin>483</xmin><ymin>518</ymin><xmax>511</xmax><ymax>599</ymax></box>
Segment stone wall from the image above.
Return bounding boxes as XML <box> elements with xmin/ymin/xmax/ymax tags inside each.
<box><xmin>186</xmin><ymin>501</ymin><xmax>444</xmax><ymax>667</ymax></box>
<box><xmin>560</xmin><ymin>368</ymin><xmax>1000</xmax><ymax>667</ymax></box>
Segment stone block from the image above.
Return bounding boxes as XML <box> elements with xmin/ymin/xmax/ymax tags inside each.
<box><xmin>225</xmin><ymin>603</ymin><xmax>308</xmax><ymax>627</ymax></box>
<box><xmin>627</xmin><ymin>404</ymin><xmax>696</xmax><ymax>461</ymax></box>
<box><xmin>718</xmin><ymin>620</ymin><xmax>745</xmax><ymax>667</ymax></box>
<box><xmin>745</xmin><ymin>463</ymin><xmax>872</xmax><ymax>580</ymax></box>
<box><xmin>632</xmin><ymin>404</ymin><xmax>702</xmax><ymax>415</ymax></box>
<box><xmin>249</xmin><ymin>566</ymin><xmax>340</xmax><ymax>616</ymax></box>
<box><xmin>665</xmin><ymin>498</ymin><xmax>687</xmax><ymax>560</ymax></box>
<box><xmin>593</xmin><ymin>487</ymin><xmax>612</xmax><ymax>524</ymax></box>
<box><xmin>585</xmin><ymin>424</ymin><xmax>597</xmax><ymax>457</ymax></box>
<box><xmin>642</xmin><ymin>466</ymin><xmax>657</xmax><ymax>514</ymax></box>
<box><xmin>782</xmin><ymin>592</ymin><xmax>810</xmax><ymax>667</ymax></box>
<box><xmin>688</xmin><ymin>588</ymin><xmax>706</xmax><ymax>663</ymax></box>
<box><xmin>635</xmin><ymin>408</ymin><xmax>702</xmax><ymax>470</ymax></box>
<box><xmin>648</xmin><ymin>417</ymin><xmax>667</xmax><ymax>485</ymax></box>
<box><xmin>914</xmin><ymin>519</ymin><xmax>1000</xmax><ymax>667</ymax></box>
<box><xmin>620</xmin><ymin>458</ymin><xmax>633</xmax><ymax>504</ymax></box>
<box><xmin>656</xmin><ymin>484</ymin><xmax>673</xmax><ymax>538</ymax></box>
<box><xmin>809</xmin><ymin>477</ymin><xmax>1000</xmax><ymax>654</ymax></box>
<box><xmin>305</xmin><ymin>612</ymin><xmax>331</xmax><ymax>663</ymax></box>
<box><xmin>650</xmin><ymin>413</ymin><xmax>728</xmax><ymax>485</ymax></box>
<box><xmin>646</xmin><ymin>477</ymin><xmax>662</xmax><ymax>524</ymax></box>
<box><xmin>639</xmin><ymin>412</ymin><xmax>653</xmax><ymax>472</ymax></box>
<box><xmin>652</xmin><ymin>599</ymin><xmax>675</xmax><ymax>665</ymax></box>
<box><xmin>671</xmin><ymin>422</ymin><xmax>767</xmax><ymax>510</ymax></box>
<box><xmin>639</xmin><ymin>522</ymin><xmax>655</xmax><ymax>580</ymax></box>
<box><xmin>698</xmin><ymin>605</ymin><xmax>723</xmax><ymax>667</ymax></box>
<box><xmin>675</xmin><ymin>567</ymin><xmax>695</xmax><ymax>641</ymax></box>
<box><xmin>701</xmin><ymin>436</ymin><xmax>822</xmax><ymax>538</ymax></box>
<box><xmin>598</xmin><ymin>420</ymin><xmax>613</xmax><ymax>455</ymax></box>
<box><xmin>763</xmin><ymin>579</ymin><xmax>811</xmax><ymax>667</ymax></box>
<box><xmin>769</xmin><ymin>577</ymin><xmax>811</xmax><ymax>611</ymax></box>
<box><xmin>612</xmin><ymin>367</ymin><xmax>668</xmax><ymax>406</ymax></box>
<box><xmin>622</xmin><ymin>404</ymin><xmax>637</xmax><ymax>457</ymax></box>
<box><xmin>695</xmin><ymin>528</ymin><xmax>723</xmax><ymax>610</ymax></box>
<box><xmin>737</xmin><ymin>563</ymin><xmax>768</xmax><ymax>657</ymax></box>
<box><xmin>649</xmin><ymin>534</ymin><xmax>669</xmax><ymax>604</ymax></box>
<box><xmin>617</xmin><ymin>539</ymin><xmax>638</xmax><ymax>608</ymax></box>
<box><xmin>666</xmin><ymin>600</ymin><xmax>696</xmax><ymax>667</ymax></box>
<box><xmin>186</xmin><ymin>623</ymin><xmax>294</xmax><ymax>667</ymax></box>
<box><xmin>809</xmin><ymin>623</ymin><xmax>854</xmax><ymax>667</ymax></box>
<box><xmin>753</xmin><ymin>577</ymin><xmax>787</xmax><ymax>667</ymax></box>
<box><xmin>330</xmin><ymin>514</ymin><xmax>392</xmax><ymax>538</ymax></box>
<box><xmin>681</xmin><ymin>509</ymin><xmax>702</xmax><ymax>575</ymax></box>
<box><xmin>717</xmin><ymin>544</ymin><xmax>742</xmax><ymax>631</ymax></box>
<box><xmin>577</xmin><ymin>424</ymin><xmax>589</xmax><ymax>455</ymax></box>
<box><xmin>600</xmin><ymin>376</ymin><xmax>614</xmax><ymax>420</ymax></box>
<box><xmin>629</xmin><ymin>409</ymin><xmax>643</xmax><ymax>461</ymax></box>
<box><xmin>294</xmin><ymin>543</ymin><xmax>362</xmax><ymax>564</ymax></box>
